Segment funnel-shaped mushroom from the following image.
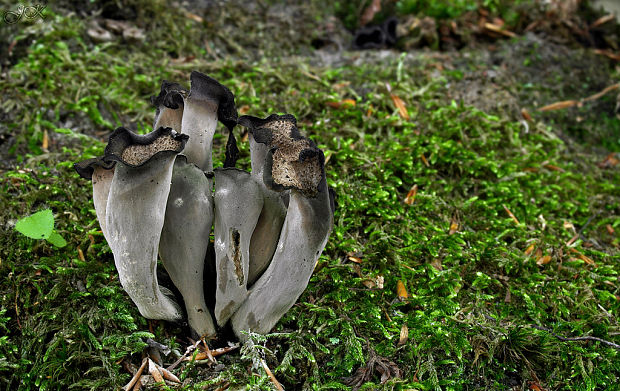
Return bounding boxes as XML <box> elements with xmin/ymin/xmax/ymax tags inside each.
<box><xmin>159</xmin><ymin>156</ymin><xmax>216</xmax><ymax>337</ymax></box>
<box><xmin>231</xmin><ymin>114</ymin><xmax>333</xmax><ymax>338</ymax></box>
<box><xmin>213</xmin><ymin>168</ymin><xmax>263</xmax><ymax>326</ymax></box>
<box><xmin>180</xmin><ymin>71</ymin><xmax>237</xmax><ymax>172</ymax></box>
<box><xmin>239</xmin><ymin>119</ymin><xmax>288</xmax><ymax>284</ymax></box>
<box><xmin>74</xmin><ymin>157</ymin><xmax>116</xmax><ymax>242</ymax></box>
<box><xmin>104</xmin><ymin>126</ymin><xmax>188</xmax><ymax>321</ymax></box>
<box><xmin>151</xmin><ymin>81</ymin><xmax>186</xmax><ymax>132</ymax></box>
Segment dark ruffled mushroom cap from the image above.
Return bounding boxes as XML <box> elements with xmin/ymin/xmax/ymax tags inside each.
<box><xmin>103</xmin><ymin>127</ymin><xmax>189</xmax><ymax>167</ymax></box>
<box><xmin>239</xmin><ymin>114</ymin><xmax>325</xmax><ymax>197</ymax></box>
<box><xmin>151</xmin><ymin>81</ymin><xmax>186</xmax><ymax>111</ymax></box>
<box><xmin>74</xmin><ymin>157</ymin><xmax>115</xmax><ymax>180</ymax></box>
<box><xmin>189</xmin><ymin>71</ymin><xmax>238</xmax><ymax>131</ymax></box>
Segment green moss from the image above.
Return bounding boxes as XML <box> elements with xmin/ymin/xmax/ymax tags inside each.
<box><xmin>0</xmin><ymin>1</ymin><xmax>619</xmax><ymax>390</ymax></box>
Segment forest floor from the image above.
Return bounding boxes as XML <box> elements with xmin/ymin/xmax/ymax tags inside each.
<box><xmin>0</xmin><ymin>0</ymin><xmax>619</xmax><ymax>390</ymax></box>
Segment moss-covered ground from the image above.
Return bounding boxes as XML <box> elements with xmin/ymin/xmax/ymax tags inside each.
<box><xmin>0</xmin><ymin>1</ymin><xmax>619</xmax><ymax>389</ymax></box>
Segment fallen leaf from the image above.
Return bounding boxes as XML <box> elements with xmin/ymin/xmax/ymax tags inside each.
<box><xmin>563</xmin><ymin>221</ymin><xmax>575</xmax><ymax>231</ymax></box>
<box><xmin>348</xmin><ymin>256</ymin><xmax>363</xmax><ymax>264</ymax></box>
<box><xmin>483</xmin><ymin>22</ymin><xmax>517</xmax><ymax>37</ymax></box>
<box><xmin>148</xmin><ymin>359</ymin><xmax>163</xmax><ymax>383</ymax></box>
<box><xmin>597</xmin><ymin>153</ymin><xmax>619</xmax><ymax>168</ymax></box>
<box><xmin>529</xmin><ymin>381</ymin><xmax>544</xmax><ymax>391</ymax></box>
<box><xmin>359</xmin><ymin>0</ymin><xmax>381</xmax><ymax>26</ymax></box>
<box><xmin>404</xmin><ymin>184</ymin><xmax>417</xmax><ymax>205</ymax></box>
<box><xmin>449</xmin><ymin>216</ymin><xmax>459</xmax><ymax>235</ymax></box>
<box><xmin>326</xmin><ymin>99</ymin><xmax>356</xmax><ymax>109</ymax></box>
<box><xmin>524</xmin><ymin>243</ymin><xmax>536</xmax><ymax>255</ymax></box>
<box><xmin>159</xmin><ymin>366</ymin><xmax>180</xmax><ymax>383</ymax></box>
<box><xmin>42</xmin><ymin>130</ymin><xmax>49</xmax><ymax>151</ymax></box>
<box><xmin>544</xmin><ymin>164</ymin><xmax>564</xmax><ymax>172</ymax></box>
<box><xmin>239</xmin><ymin>105</ymin><xmax>250</xmax><ymax>115</ymax></box>
<box><xmin>536</xmin><ymin>255</ymin><xmax>552</xmax><ymax>265</ymax></box>
<box><xmin>606</xmin><ymin>224</ymin><xmax>615</xmax><ymax>235</ymax></box>
<box><xmin>590</xmin><ymin>14</ymin><xmax>615</xmax><ymax>28</ymax></box>
<box><xmin>396</xmin><ymin>280</ymin><xmax>408</xmax><ymax>299</ymax></box>
<box><xmin>185</xmin><ymin>11</ymin><xmax>204</xmax><ymax>23</ymax></box>
<box><xmin>170</xmin><ymin>55</ymin><xmax>196</xmax><ymax>64</ymax></box>
<box><xmin>538</xmin><ymin>100</ymin><xmax>578</xmax><ymax>111</ymax></box>
<box><xmin>521</xmin><ymin>108</ymin><xmax>532</xmax><ymax>121</ymax></box>
<box><xmin>397</xmin><ymin>324</ymin><xmax>409</xmax><ymax>346</ymax></box>
<box><xmin>332</xmin><ymin>81</ymin><xmax>351</xmax><ymax>89</ymax></box>
<box><xmin>390</xmin><ymin>94</ymin><xmax>410</xmax><ymax>119</ymax></box>
<box><xmin>569</xmin><ymin>248</ymin><xmax>596</xmax><ymax>266</ymax></box>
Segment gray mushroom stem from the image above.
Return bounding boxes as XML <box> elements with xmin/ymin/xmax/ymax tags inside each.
<box><xmin>231</xmin><ymin>171</ymin><xmax>333</xmax><ymax>338</ymax></box>
<box><xmin>180</xmin><ymin>71</ymin><xmax>237</xmax><ymax>171</ymax></box>
<box><xmin>213</xmin><ymin>168</ymin><xmax>263</xmax><ymax>326</ymax></box>
<box><xmin>159</xmin><ymin>156</ymin><xmax>216</xmax><ymax>337</ymax></box>
<box><xmin>104</xmin><ymin>127</ymin><xmax>187</xmax><ymax>321</ymax></box>
<box><xmin>231</xmin><ymin>114</ymin><xmax>334</xmax><ymax>339</ymax></box>
<box><xmin>247</xmin><ymin>134</ymin><xmax>286</xmax><ymax>284</ymax></box>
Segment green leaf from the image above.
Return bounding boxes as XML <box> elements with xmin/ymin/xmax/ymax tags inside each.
<box><xmin>47</xmin><ymin>231</ymin><xmax>67</xmax><ymax>248</ymax></box>
<box><xmin>15</xmin><ymin>209</ymin><xmax>54</xmax><ymax>240</ymax></box>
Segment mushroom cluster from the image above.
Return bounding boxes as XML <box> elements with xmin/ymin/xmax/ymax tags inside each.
<box><xmin>75</xmin><ymin>72</ymin><xmax>334</xmax><ymax>340</ymax></box>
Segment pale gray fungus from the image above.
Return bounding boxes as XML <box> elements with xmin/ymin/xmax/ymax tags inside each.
<box><xmin>213</xmin><ymin>168</ymin><xmax>262</xmax><ymax>326</ymax></box>
<box><xmin>104</xmin><ymin>127</ymin><xmax>188</xmax><ymax>321</ymax></box>
<box><xmin>159</xmin><ymin>156</ymin><xmax>216</xmax><ymax>337</ymax></box>
<box><xmin>75</xmin><ymin>73</ymin><xmax>334</xmax><ymax>341</ymax></box>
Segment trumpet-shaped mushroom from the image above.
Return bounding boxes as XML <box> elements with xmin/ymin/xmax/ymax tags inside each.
<box><xmin>159</xmin><ymin>156</ymin><xmax>216</xmax><ymax>338</ymax></box>
<box><xmin>103</xmin><ymin>126</ymin><xmax>188</xmax><ymax>321</ymax></box>
<box><xmin>243</xmin><ymin>122</ymin><xmax>287</xmax><ymax>284</ymax></box>
<box><xmin>74</xmin><ymin>157</ymin><xmax>115</xmax><ymax>242</ymax></box>
<box><xmin>151</xmin><ymin>81</ymin><xmax>186</xmax><ymax>132</ymax></box>
<box><xmin>181</xmin><ymin>71</ymin><xmax>237</xmax><ymax>171</ymax></box>
<box><xmin>231</xmin><ymin>114</ymin><xmax>334</xmax><ymax>338</ymax></box>
<box><xmin>75</xmin><ymin>73</ymin><xmax>334</xmax><ymax>341</ymax></box>
<box><xmin>213</xmin><ymin>168</ymin><xmax>263</xmax><ymax>325</ymax></box>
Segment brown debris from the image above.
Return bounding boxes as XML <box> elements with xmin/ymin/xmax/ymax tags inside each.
<box><xmin>483</xmin><ymin>22</ymin><xmax>516</xmax><ymax>38</ymax></box>
<box><xmin>597</xmin><ymin>153</ymin><xmax>619</xmax><ymax>169</ymax></box>
<box><xmin>536</xmin><ymin>255</ymin><xmax>552</xmax><ymax>265</ymax></box>
<box><xmin>123</xmin><ymin>358</ymin><xmax>148</xmax><ymax>391</ymax></box>
<box><xmin>397</xmin><ymin>324</ymin><xmax>409</xmax><ymax>347</ymax></box>
<box><xmin>502</xmin><ymin>204</ymin><xmax>520</xmax><ymax>225</ymax></box>
<box><xmin>538</xmin><ymin>100</ymin><xmax>578</xmax><ymax>111</ymax></box>
<box><xmin>386</xmin><ymin>83</ymin><xmax>410</xmax><ymax>120</ymax></box>
<box><xmin>261</xmin><ymin>359</ymin><xmax>284</xmax><ymax>391</ymax></box>
<box><xmin>359</xmin><ymin>0</ymin><xmax>381</xmax><ymax>27</ymax></box>
<box><xmin>344</xmin><ymin>349</ymin><xmax>402</xmax><ymax>390</ymax></box>
<box><xmin>396</xmin><ymin>280</ymin><xmax>408</xmax><ymax>300</ymax></box>
<box><xmin>404</xmin><ymin>184</ymin><xmax>417</xmax><ymax>205</ymax></box>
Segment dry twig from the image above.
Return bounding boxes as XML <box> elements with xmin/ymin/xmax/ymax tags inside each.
<box><xmin>123</xmin><ymin>358</ymin><xmax>148</xmax><ymax>391</ymax></box>
<box><xmin>531</xmin><ymin>325</ymin><xmax>620</xmax><ymax>350</ymax></box>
